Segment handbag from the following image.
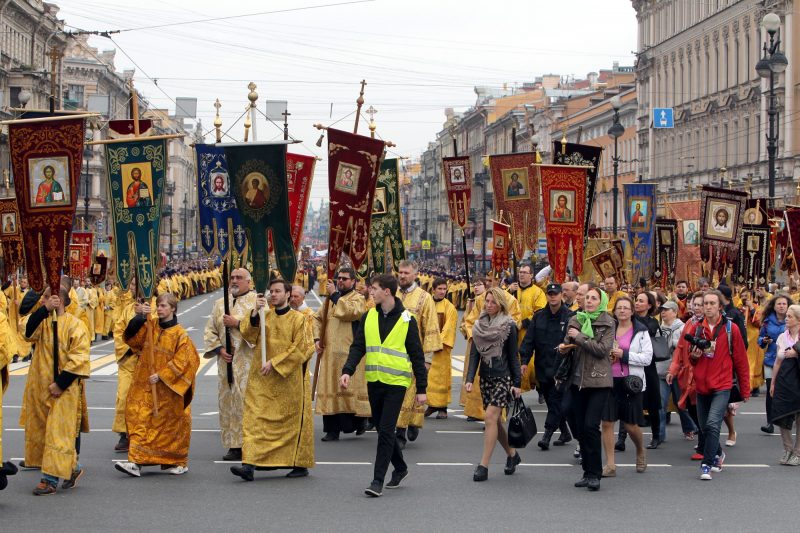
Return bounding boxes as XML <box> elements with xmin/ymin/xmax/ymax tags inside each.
<box><xmin>623</xmin><ymin>374</ymin><xmax>644</xmax><ymax>395</ymax></box>
<box><xmin>507</xmin><ymin>397</ymin><xmax>537</xmax><ymax>448</ymax></box>
<box><xmin>652</xmin><ymin>327</ymin><xmax>671</xmax><ymax>362</ymax></box>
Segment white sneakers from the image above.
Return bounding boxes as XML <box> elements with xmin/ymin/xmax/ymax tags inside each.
<box><xmin>114</xmin><ymin>462</ymin><xmax>188</xmax><ymax>476</ymax></box>
<box><xmin>165</xmin><ymin>466</ymin><xmax>189</xmax><ymax>475</ymax></box>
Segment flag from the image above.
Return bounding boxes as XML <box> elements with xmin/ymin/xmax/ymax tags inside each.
<box><xmin>326</xmin><ymin>128</ymin><xmax>385</xmax><ymax>277</ymax></box>
<box><xmin>105</xmin><ymin>138</ymin><xmax>168</xmax><ymax>299</ymax></box>
<box><xmin>368</xmin><ymin>158</ymin><xmax>405</xmax><ymax>274</ymax></box>
<box><xmin>490</xmin><ymin>152</ymin><xmax>539</xmax><ymax>259</ymax></box>
<box><xmin>667</xmin><ymin>200</ymin><xmax>702</xmax><ymax>289</ymax></box>
<box><xmin>224</xmin><ymin>142</ymin><xmax>295</xmax><ymax>291</ymax></box>
<box><xmin>442</xmin><ymin>156</ymin><xmax>472</xmax><ymax>230</ymax></box>
<box><xmin>0</xmin><ymin>197</ymin><xmax>24</xmax><ymax>277</ymax></box>
<box><xmin>9</xmin><ymin>116</ymin><xmax>86</xmax><ymax>293</ymax></box>
<box><xmin>71</xmin><ymin>231</ymin><xmax>94</xmax><ymax>279</ymax></box>
<box><xmin>553</xmin><ymin>141</ymin><xmax>602</xmax><ymax>242</ymax></box>
<box><xmin>491</xmin><ymin>219</ymin><xmax>510</xmax><ymax>273</ymax></box>
<box><xmin>653</xmin><ymin>219</ymin><xmax>678</xmax><ymax>289</ymax></box>
<box><xmin>195</xmin><ymin>143</ymin><xmax>246</xmax><ymax>260</ymax></box>
<box><xmin>624</xmin><ymin>183</ymin><xmax>657</xmax><ymax>283</ymax></box>
<box><xmin>700</xmin><ymin>185</ymin><xmax>748</xmax><ymax>276</ymax></box>
<box><xmin>286</xmin><ymin>153</ymin><xmax>316</xmax><ymax>252</ymax></box>
<box><xmin>539</xmin><ymin>164</ymin><xmax>588</xmax><ymax>283</ymax></box>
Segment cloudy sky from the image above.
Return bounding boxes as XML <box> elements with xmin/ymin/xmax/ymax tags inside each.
<box><xmin>59</xmin><ymin>0</ymin><xmax>638</xmax><ymax>203</ymax></box>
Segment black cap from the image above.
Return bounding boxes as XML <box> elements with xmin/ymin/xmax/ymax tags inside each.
<box><xmin>546</xmin><ymin>283</ymin><xmax>562</xmax><ymax>294</ymax></box>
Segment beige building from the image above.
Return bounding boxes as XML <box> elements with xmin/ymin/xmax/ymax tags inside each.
<box><xmin>632</xmin><ymin>0</ymin><xmax>797</xmax><ymax>203</ymax></box>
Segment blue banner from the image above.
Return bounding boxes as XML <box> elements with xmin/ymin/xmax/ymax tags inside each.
<box><xmin>624</xmin><ymin>183</ymin><xmax>657</xmax><ymax>284</ymax></box>
<box><xmin>105</xmin><ymin>138</ymin><xmax>167</xmax><ymax>298</ymax></box>
<box><xmin>195</xmin><ymin>143</ymin><xmax>246</xmax><ymax>260</ymax></box>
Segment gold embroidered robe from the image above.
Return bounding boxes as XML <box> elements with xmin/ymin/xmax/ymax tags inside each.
<box><xmin>427</xmin><ymin>297</ymin><xmax>458</xmax><ymax>409</ymax></box>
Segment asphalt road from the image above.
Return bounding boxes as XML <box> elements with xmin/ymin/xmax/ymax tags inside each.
<box><xmin>1</xmin><ymin>289</ymin><xmax>799</xmax><ymax>532</ymax></box>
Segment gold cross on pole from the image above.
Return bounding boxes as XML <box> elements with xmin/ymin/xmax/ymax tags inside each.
<box><xmin>213</xmin><ymin>98</ymin><xmax>222</xmax><ymax>143</ymax></box>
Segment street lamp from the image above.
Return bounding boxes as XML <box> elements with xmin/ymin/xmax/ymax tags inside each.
<box><xmin>756</xmin><ymin>12</ymin><xmax>788</xmax><ymax>209</ymax></box>
<box><xmin>83</xmin><ymin>144</ymin><xmax>92</xmax><ymax>228</ymax></box>
<box><xmin>423</xmin><ymin>180</ymin><xmax>430</xmax><ymax>261</ymax></box>
<box><xmin>182</xmin><ymin>192</ymin><xmax>188</xmax><ymax>260</ymax></box>
<box><xmin>607</xmin><ymin>94</ymin><xmax>625</xmax><ymax>237</ymax></box>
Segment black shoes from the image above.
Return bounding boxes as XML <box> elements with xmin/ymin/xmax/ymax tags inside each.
<box><xmin>761</xmin><ymin>424</ymin><xmax>775</xmax><ymax>434</ymax></box>
<box><xmin>504</xmin><ymin>452</ymin><xmax>521</xmax><ymax>475</ymax></box>
<box><xmin>230</xmin><ymin>465</ymin><xmax>254</xmax><ymax>481</ymax></box>
<box><xmin>0</xmin><ymin>461</ymin><xmax>17</xmax><ymax>491</ymax></box>
<box><xmin>614</xmin><ymin>437</ymin><xmax>626</xmax><ymax>452</ymax></box>
<box><xmin>586</xmin><ymin>477</ymin><xmax>601</xmax><ymax>491</ymax></box>
<box><xmin>365</xmin><ymin>480</ymin><xmax>383</xmax><ymax>497</ymax></box>
<box><xmin>396</xmin><ymin>429</ymin><xmax>407</xmax><ymax>450</ymax></box>
<box><xmin>321</xmin><ymin>432</ymin><xmax>340</xmax><ymax>442</ymax></box>
<box><xmin>407</xmin><ymin>426</ymin><xmax>420</xmax><ymax>442</ymax></box>
<box><xmin>538</xmin><ymin>430</ymin><xmax>554</xmax><ymax>450</ymax></box>
<box><xmin>114</xmin><ymin>433</ymin><xmax>129</xmax><ymax>453</ymax></box>
<box><xmin>554</xmin><ymin>425</ymin><xmax>572</xmax><ymax>446</ymax></box>
<box><xmin>223</xmin><ymin>448</ymin><xmax>242</xmax><ymax>461</ymax></box>
<box><xmin>646</xmin><ymin>439</ymin><xmax>662</xmax><ymax>450</ymax></box>
<box><xmin>473</xmin><ymin>465</ymin><xmax>488</xmax><ymax>482</ymax></box>
<box><xmin>574</xmin><ymin>476</ymin><xmax>589</xmax><ymax>487</ymax></box>
<box><xmin>286</xmin><ymin>468</ymin><xmax>309</xmax><ymax>478</ymax></box>
<box><xmin>385</xmin><ymin>469</ymin><xmax>409</xmax><ymax>489</ymax></box>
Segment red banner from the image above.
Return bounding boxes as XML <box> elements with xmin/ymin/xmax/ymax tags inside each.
<box><xmin>667</xmin><ymin>200</ymin><xmax>702</xmax><ymax>289</ymax></box>
<box><xmin>491</xmin><ymin>219</ymin><xmax>510</xmax><ymax>273</ymax></box>
<box><xmin>785</xmin><ymin>208</ymin><xmax>800</xmax><ymax>274</ymax></box>
<box><xmin>71</xmin><ymin>231</ymin><xmax>93</xmax><ymax>279</ymax></box>
<box><xmin>326</xmin><ymin>128</ymin><xmax>385</xmax><ymax>278</ymax></box>
<box><xmin>0</xmin><ymin>197</ymin><xmax>24</xmax><ymax>276</ymax></box>
<box><xmin>442</xmin><ymin>156</ymin><xmax>472</xmax><ymax>229</ymax></box>
<box><xmin>539</xmin><ymin>164</ymin><xmax>588</xmax><ymax>283</ymax></box>
<box><xmin>9</xmin><ymin>116</ymin><xmax>86</xmax><ymax>293</ymax></box>
<box><xmin>490</xmin><ymin>152</ymin><xmax>538</xmax><ymax>259</ymax></box>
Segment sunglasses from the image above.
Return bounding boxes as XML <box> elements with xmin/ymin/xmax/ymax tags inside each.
<box><xmin>337</xmin><ymin>277</ymin><xmax>351</xmax><ymax>281</ymax></box>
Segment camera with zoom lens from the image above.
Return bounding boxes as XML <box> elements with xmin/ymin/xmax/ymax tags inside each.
<box><xmin>684</xmin><ymin>334</ymin><xmax>712</xmax><ymax>351</ymax></box>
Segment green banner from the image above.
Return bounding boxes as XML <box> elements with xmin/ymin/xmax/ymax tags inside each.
<box><xmin>223</xmin><ymin>142</ymin><xmax>296</xmax><ymax>291</ymax></box>
<box><xmin>369</xmin><ymin>158</ymin><xmax>406</xmax><ymax>274</ymax></box>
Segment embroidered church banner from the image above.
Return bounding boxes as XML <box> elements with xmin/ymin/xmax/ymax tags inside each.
<box><xmin>624</xmin><ymin>183</ymin><xmax>657</xmax><ymax>284</ymax></box>
<box><xmin>490</xmin><ymin>152</ymin><xmax>539</xmax><ymax>259</ymax></box>
<box><xmin>369</xmin><ymin>158</ymin><xmax>405</xmax><ymax>274</ymax></box>
<box><xmin>491</xmin><ymin>219</ymin><xmax>511</xmax><ymax>273</ymax></box>
<box><xmin>539</xmin><ymin>164</ymin><xmax>588</xmax><ymax>283</ymax></box>
<box><xmin>0</xmin><ymin>197</ymin><xmax>24</xmax><ymax>277</ymax></box>
<box><xmin>442</xmin><ymin>156</ymin><xmax>472</xmax><ymax>230</ymax></box>
<box><xmin>552</xmin><ymin>141</ymin><xmax>602</xmax><ymax>242</ymax></box>
<box><xmin>699</xmin><ymin>186</ymin><xmax>748</xmax><ymax>273</ymax></box>
<box><xmin>653</xmin><ymin>219</ymin><xmax>678</xmax><ymax>289</ymax></box>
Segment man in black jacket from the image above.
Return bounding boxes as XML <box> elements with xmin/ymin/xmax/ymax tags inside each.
<box><xmin>718</xmin><ymin>284</ymin><xmax>748</xmax><ymax>349</ymax></box>
<box><xmin>519</xmin><ymin>283</ymin><xmax>574</xmax><ymax>450</ymax></box>
<box><xmin>340</xmin><ymin>274</ymin><xmax>427</xmax><ymax>498</ymax></box>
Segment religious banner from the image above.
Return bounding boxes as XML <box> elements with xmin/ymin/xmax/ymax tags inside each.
<box><xmin>653</xmin><ymin>219</ymin><xmax>678</xmax><ymax>289</ymax></box>
<box><xmin>105</xmin><ymin>137</ymin><xmax>167</xmax><ymax>298</ymax></box>
<box><xmin>491</xmin><ymin>219</ymin><xmax>510</xmax><ymax>273</ymax></box>
<box><xmin>0</xmin><ymin>197</ymin><xmax>24</xmax><ymax>277</ymax></box>
<box><xmin>442</xmin><ymin>156</ymin><xmax>472</xmax><ymax>229</ymax></box>
<box><xmin>369</xmin><ymin>158</ymin><xmax>405</xmax><ymax>274</ymax></box>
<box><xmin>553</xmin><ymin>141</ymin><xmax>602</xmax><ymax>242</ymax></box>
<box><xmin>90</xmin><ymin>254</ymin><xmax>108</xmax><ymax>285</ymax></box>
<box><xmin>735</xmin><ymin>225</ymin><xmax>770</xmax><ymax>290</ymax></box>
<box><xmin>784</xmin><ymin>208</ymin><xmax>800</xmax><ymax>274</ymax></box>
<box><xmin>224</xmin><ymin>142</ymin><xmax>295</xmax><ymax>291</ymax></box>
<box><xmin>286</xmin><ymin>152</ymin><xmax>316</xmax><ymax>252</ymax></box>
<box><xmin>489</xmin><ymin>152</ymin><xmax>539</xmax><ymax>259</ymax></box>
<box><xmin>539</xmin><ymin>164</ymin><xmax>588</xmax><ymax>283</ymax></box>
<box><xmin>769</xmin><ymin>208</ymin><xmax>789</xmax><ymax>273</ymax></box>
<box><xmin>667</xmin><ymin>200</ymin><xmax>702</xmax><ymax>288</ymax></box>
<box><xmin>587</xmin><ymin>245</ymin><xmax>624</xmax><ymax>284</ymax></box>
<box><xmin>68</xmin><ymin>243</ymin><xmax>86</xmax><ymax>279</ymax></box>
<box><xmin>9</xmin><ymin>115</ymin><xmax>86</xmax><ymax>293</ymax></box>
<box><xmin>195</xmin><ymin>143</ymin><xmax>246</xmax><ymax>260</ymax></box>
<box><xmin>326</xmin><ymin>128</ymin><xmax>385</xmax><ymax>277</ymax></box>
<box><xmin>624</xmin><ymin>183</ymin><xmax>657</xmax><ymax>284</ymax></box>
<box><xmin>71</xmin><ymin>231</ymin><xmax>94</xmax><ymax>278</ymax></box>
<box><xmin>699</xmin><ymin>186</ymin><xmax>747</xmax><ymax>275</ymax></box>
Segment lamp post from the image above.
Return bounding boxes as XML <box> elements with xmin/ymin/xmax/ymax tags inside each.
<box><xmin>423</xmin><ymin>180</ymin><xmax>430</xmax><ymax>261</ymax></box>
<box><xmin>83</xmin><ymin>145</ymin><xmax>91</xmax><ymax>228</ymax></box>
<box><xmin>607</xmin><ymin>95</ymin><xmax>625</xmax><ymax>238</ymax></box>
<box><xmin>182</xmin><ymin>192</ymin><xmax>188</xmax><ymax>260</ymax></box>
<box><xmin>756</xmin><ymin>12</ymin><xmax>788</xmax><ymax>209</ymax></box>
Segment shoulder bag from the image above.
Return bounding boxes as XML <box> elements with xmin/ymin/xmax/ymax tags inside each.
<box><xmin>507</xmin><ymin>397</ymin><xmax>538</xmax><ymax>448</ymax></box>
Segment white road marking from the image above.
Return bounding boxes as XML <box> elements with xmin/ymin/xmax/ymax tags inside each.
<box><xmin>205</xmin><ymin>364</ymin><xmax>219</xmax><ymax>376</ymax></box>
<box><xmin>310</xmin><ymin>291</ymin><xmax>323</xmax><ymax>306</ymax></box>
<box><xmin>435</xmin><ymin>430</ymin><xmax>483</xmax><ymax>434</ymax></box>
<box><xmin>519</xmin><ymin>463</ymin><xmax>574</xmax><ymax>467</ymax></box>
<box><xmin>721</xmin><ymin>464</ymin><xmax>771</xmax><ymax>468</ymax></box>
<box><xmin>316</xmin><ymin>461</ymin><xmax>371</xmax><ymax>465</ymax></box>
<box><xmin>200</xmin><ymin>411</ymin><xmax>219</xmax><ymax>416</ymax></box>
<box><xmin>417</xmin><ymin>462</ymin><xmax>473</xmax><ymax>466</ymax></box>
<box><xmin>93</xmin><ymin>363</ymin><xmax>120</xmax><ymax>376</ymax></box>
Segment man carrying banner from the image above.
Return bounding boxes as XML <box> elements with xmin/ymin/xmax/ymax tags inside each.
<box><xmin>507</xmin><ymin>263</ymin><xmax>546</xmax><ymax>390</ymax></box>
<box><xmin>395</xmin><ymin>260</ymin><xmax>442</xmax><ymax>447</ymax></box>
<box><xmin>203</xmin><ymin>267</ymin><xmax>258</xmax><ymax>462</ymax></box>
<box><xmin>230</xmin><ymin>279</ymin><xmax>314</xmax><ymax>481</ymax></box>
<box><xmin>425</xmin><ymin>277</ymin><xmax>458</xmax><ymax>419</ymax></box>
<box><xmin>21</xmin><ymin>287</ymin><xmax>90</xmax><ymax>495</ymax></box>
<box><xmin>313</xmin><ymin>267</ymin><xmax>370</xmax><ymax>441</ymax></box>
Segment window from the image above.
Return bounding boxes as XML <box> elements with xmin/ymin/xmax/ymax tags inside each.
<box><xmin>64</xmin><ymin>85</ymin><xmax>85</xmax><ymax>110</ymax></box>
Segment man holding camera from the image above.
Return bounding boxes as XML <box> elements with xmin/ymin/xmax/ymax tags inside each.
<box><xmin>688</xmin><ymin>290</ymin><xmax>750</xmax><ymax>481</ymax></box>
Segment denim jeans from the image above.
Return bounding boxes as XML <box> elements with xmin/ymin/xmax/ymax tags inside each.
<box><xmin>696</xmin><ymin>389</ymin><xmax>730</xmax><ymax>466</ymax></box>
<box><xmin>659</xmin><ymin>379</ymin><xmax>698</xmax><ymax>440</ymax></box>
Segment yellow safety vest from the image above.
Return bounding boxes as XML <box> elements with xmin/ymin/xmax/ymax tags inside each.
<box><xmin>364</xmin><ymin>308</ymin><xmax>413</xmax><ymax>387</ymax></box>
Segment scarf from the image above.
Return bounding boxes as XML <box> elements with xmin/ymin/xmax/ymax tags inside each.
<box><xmin>575</xmin><ymin>289</ymin><xmax>608</xmax><ymax>339</ymax></box>
<box><xmin>471</xmin><ymin>311</ymin><xmax>514</xmax><ymax>367</ymax></box>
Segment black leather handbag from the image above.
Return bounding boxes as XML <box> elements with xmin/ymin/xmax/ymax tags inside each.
<box><xmin>507</xmin><ymin>397</ymin><xmax>538</xmax><ymax>448</ymax></box>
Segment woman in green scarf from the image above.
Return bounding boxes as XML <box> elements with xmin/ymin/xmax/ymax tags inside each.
<box><xmin>558</xmin><ymin>286</ymin><xmax>615</xmax><ymax>491</ymax></box>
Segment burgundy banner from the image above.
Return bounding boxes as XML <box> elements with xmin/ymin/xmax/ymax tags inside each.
<box><xmin>71</xmin><ymin>231</ymin><xmax>94</xmax><ymax>278</ymax></box>
<box><xmin>269</xmin><ymin>152</ymin><xmax>316</xmax><ymax>254</ymax></box>
<box><xmin>491</xmin><ymin>219</ymin><xmax>511</xmax><ymax>274</ymax></box>
<box><xmin>442</xmin><ymin>156</ymin><xmax>472</xmax><ymax>230</ymax></box>
<box><xmin>0</xmin><ymin>197</ymin><xmax>24</xmax><ymax>276</ymax></box>
<box><xmin>539</xmin><ymin>164</ymin><xmax>588</xmax><ymax>283</ymax></box>
<box><xmin>490</xmin><ymin>152</ymin><xmax>539</xmax><ymax>259</ymax></box>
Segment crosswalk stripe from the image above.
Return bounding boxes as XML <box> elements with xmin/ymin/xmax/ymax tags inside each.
<box><xmin>93</xmin><ymin>362</ymin><xmax>120</xmax><ymax>376</ymax></box>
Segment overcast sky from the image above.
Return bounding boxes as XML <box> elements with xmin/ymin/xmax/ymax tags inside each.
<box><xmin>59</xmin><ymin>0</ymin><xmax>638</xmax><ymax>204</ymax></box>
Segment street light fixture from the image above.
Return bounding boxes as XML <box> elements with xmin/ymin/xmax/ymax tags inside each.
<box><xmin>757</xmin><ymin>12</ymin><xmax>788</xmax><ymax>209</ymax></box>
<box><xmin>607</xmin><ymin>94</ymin><xmax>624</xmax><ymax>237</ymax></box>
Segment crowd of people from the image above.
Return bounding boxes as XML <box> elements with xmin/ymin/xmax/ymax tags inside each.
<box><xmin>0</xmin><ymin>258</ymin><xmax>799</xmax><ymax>498</ymax></box>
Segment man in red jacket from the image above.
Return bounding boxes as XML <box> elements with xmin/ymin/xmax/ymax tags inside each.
<box><xmin>689</xmin><ymin>290</ymin><xmax>750</xmax><ymax>481</ymax></box>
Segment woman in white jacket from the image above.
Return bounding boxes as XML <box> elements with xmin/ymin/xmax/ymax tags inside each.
<box><xmin>601</xmin><ymin>297</ymin><xmax>653</xmax><ymax>477</ymax></box>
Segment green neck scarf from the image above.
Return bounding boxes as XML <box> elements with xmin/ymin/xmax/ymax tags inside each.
<box><xmin>576</xmin><ymin>289</ymin><xmax>608</xmax><ymax>338</ymax></box>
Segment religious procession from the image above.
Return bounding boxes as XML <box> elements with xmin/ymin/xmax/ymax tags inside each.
<box><xmin>1</xmin><ymin>2</ymin><xmax>800</xmax><ymax>531</ymax></box>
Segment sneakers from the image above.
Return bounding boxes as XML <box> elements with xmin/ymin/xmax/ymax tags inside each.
<box><xmin>504</xmin><ymin>452</ymin><xmax>521</xmax><ymax>475</ymax></box>
<box><xmin>230</xmin><ymin>465</ymin><xmax>254</xmax><ymax>481</ymax></box>
<box><xmin>711</xmin><ymin>451</ymin><xmax>725</xmax><ymax>473</ymax></box>
<box><xmin>573</xmin><ymin>445</ymin><xmax>581</xmax><ymax>459</ymax></box>
<box><xmin>691</xmin><ymin>452</ymin><xmax>704</xmax><ymax>461</ymax></box>
<box><xmin>700</xmin><ymin>464</ymin><xmax>712</xmax><ymax>480</ymax></box>
<box><xmin>365</xmin><ymin>480</ymin><xmax>383</xmax><ymax>497</ymax></box>
<box><xmin>780</xmin><ymin>450</ymin><xmax>793</xmax><ymax>465</ymax></box>
<box><xmin>385</xmin><ymin>469</ymin><xmax>409</xmax><ymax>488</ymax></box>
<box><xmin>33</xmin><ymin>480</ymin><xmax>57</xmax><ymax>495</ymax></box>
<box><xmin>115</xmin><ymin>461</ymin><xmax>141</xmax><ymax>477</ymax></box>
<box><xmin>787</xmin><ymin>453</ymin><xmax>800</xmax><ymax>466</ymax></box>
<box><xmin>473</xmin><ymin>465</ymin><xmax>488</xmax><ymax>482</ymax></box>
<box><xmin>62</xmin><ymin>468</ymin><xmax>84</xmax><ymax>489</ymax></box>
<box><xmin>164</xmin><ymin>465</ymin><xmax>188</xmax><ymax>475</ymax></box>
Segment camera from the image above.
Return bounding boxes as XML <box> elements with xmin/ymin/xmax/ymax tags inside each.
<box><xmin>684</xmin><ymin>334</ymin><xmax>712</xmax><ymax>351</ymax></box>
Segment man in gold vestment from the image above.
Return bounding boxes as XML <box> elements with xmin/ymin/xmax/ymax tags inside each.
<box><xmin>21</xmin><ymin>288</ymin><xmax>90</xmax><ymax>495</ymax></box>
<box><xmin>604</xmin><ymin>276</ymin><xmax>628</xmax><ymax>312</ymax></box>
<box><xmin>395</xmin><ymin>260</ymin><xmax>442</xmax><ymax>448</ymax></box>
<box><xmin>231</xmin><ymin>279</ymin><xmax>314</xmax><ymax>481</ymax></box>
<box><xmin>115</xmin><ymin>293</ymin><xmax>200</xmax><ymax>477</ymax></box>
<box><xmin>0</xmin><ymin>308</ymin><xmax>19</xmax><ymax>490</ymax></box>
<box><xmin>507</xmin><ymin>263</ymin><xmax>546</xmax><ymax>391</ymax></box>
<box><xmin>425</xmin><ymin>277</ymin><xmax>458</xmax><ymax>418</ymax></box>
<box><xmin>203</xmin><ymin>268</ymin><xmax>258</xmax><ymax>461</ymax></box>
<box><xmin>313</xmin><ymin>267</ymin><xmax>370</xmax><ymax>441</ymax></box>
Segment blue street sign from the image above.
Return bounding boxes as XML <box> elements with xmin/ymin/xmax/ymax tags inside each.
<box><xmin>652</xmin><ymin>108</ymin><xmax>674</xmax><ymax>129</ymax></box>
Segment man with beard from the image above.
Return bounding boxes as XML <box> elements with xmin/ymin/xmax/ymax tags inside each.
<box><xmin>672</xmin><ymin>280</ymin><xmax>691</xmax><ymax>319</ymax></box>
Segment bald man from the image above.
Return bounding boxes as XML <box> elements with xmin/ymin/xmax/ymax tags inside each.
<box><xmin>203</xmin><ymin>267</ymin><xmax>259</xmax><ymax>461</ymax></box>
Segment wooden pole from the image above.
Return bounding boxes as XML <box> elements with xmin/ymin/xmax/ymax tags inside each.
<box><xmin>353</xmin><ymin>80</ymin><xmax>366</xmax><ymax>134</ymax></box>
<box><xmin>222</xmin><ymin>258</ymin><xmax>234</xmax><ymax>388</ymax></box>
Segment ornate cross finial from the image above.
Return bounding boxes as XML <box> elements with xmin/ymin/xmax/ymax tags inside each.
<box><xmin>213</xmin><ymin>98</ymin><xmax>222</xmax><ymax>143</ymax></box>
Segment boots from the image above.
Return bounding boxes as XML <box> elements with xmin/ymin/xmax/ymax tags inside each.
<box><xmin>615</xmin><ymin>427</ymin><xmax>627</xmax><ymax>452</ymax></box>
<box><xmin>553</xmin><ymin>423</ymin><xmax>572</xmax><ymax>446</ymax></box>
<box><xmin>538</xmin><ymin>429</ymin><xmax>554</xmax><ymax>450</ymax></box>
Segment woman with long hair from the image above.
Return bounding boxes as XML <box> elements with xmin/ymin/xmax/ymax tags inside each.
<box><xmin>465</xmin><ymin>288</ymin><xmax>522</xmax><ymax>481</ymax></box>
<box><xmin>758</xmin><ymin>292</ymin><xmax>792</xmax><ymax>433</ymax></box>
<box><xmin>770</xmin><ymin>304</ymin><xmax>800</xmax><ymax>465</ymax></box>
